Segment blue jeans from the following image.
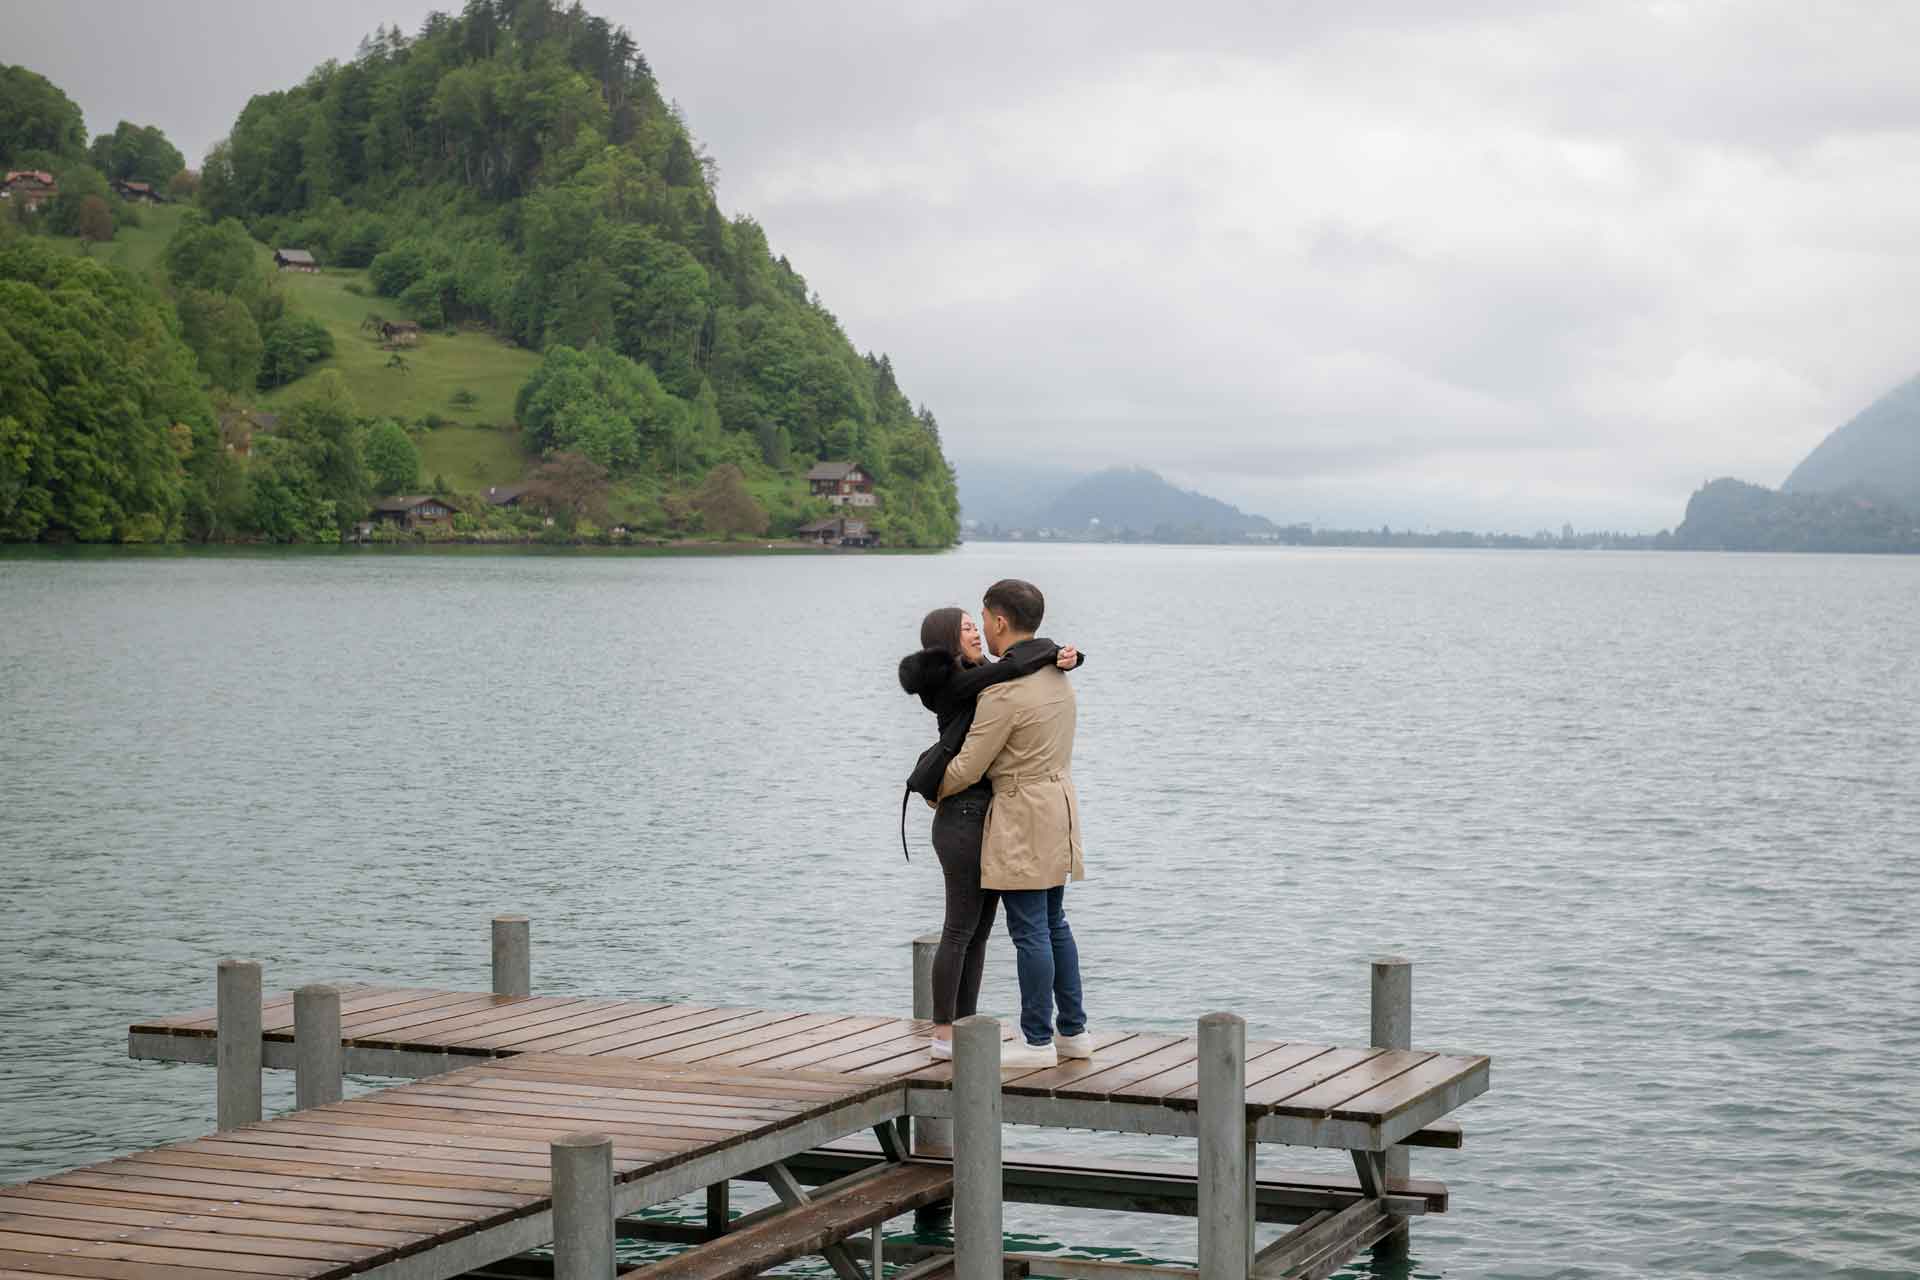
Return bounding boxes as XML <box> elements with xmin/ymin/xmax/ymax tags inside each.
<box><xmin>1000</xmin><ymin>886</ymin><xmax>1086</xmax><ymax>1047</ymax></box>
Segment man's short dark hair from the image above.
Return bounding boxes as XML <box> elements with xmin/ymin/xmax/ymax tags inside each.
<box><xmin>983</xmin><ymin>579</ymin><xmax>1045</xmax><ymax>633</ymax></box>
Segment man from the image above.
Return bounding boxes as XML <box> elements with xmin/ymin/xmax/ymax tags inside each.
<box><xmin>938</xmin><ymin>578</ymin><xmax>1088</xmax><ymax>1069</ymax></box>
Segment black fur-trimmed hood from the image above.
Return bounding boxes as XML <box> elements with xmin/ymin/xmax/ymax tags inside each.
<box><xmin>898</xmin><ymin>646</ymin><xmax>958</xmax><ymax>697</ymax></box>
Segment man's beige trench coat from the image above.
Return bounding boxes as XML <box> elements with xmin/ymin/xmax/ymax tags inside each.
<box><xmin>937</xmin><ymin>664</ymin><xmax>1085</xmax><ymax>891</ymax></box>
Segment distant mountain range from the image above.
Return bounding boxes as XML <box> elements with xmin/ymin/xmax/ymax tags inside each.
<box><xmin>1784</xmin><ymin>372</ymin><xmax>1920</xmax><ymax>503</ymax></box>
<box><xmin>954</xmin><ymin>463</ymin><xmax>1278</xmax><ymax>540</ymax></box>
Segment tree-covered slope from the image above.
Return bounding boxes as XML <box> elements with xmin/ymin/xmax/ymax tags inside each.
<box><xmin>1783</xmin><ymin>372</ymin><xmax>1920</xmax><ymax>504</ymax></box>
<box><xmin>196</xmin><ymin>0</ymin><xmax>958</xmax><ymax>545</ymax></box>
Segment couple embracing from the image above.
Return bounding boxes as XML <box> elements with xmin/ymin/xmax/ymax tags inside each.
<box><xmin>898</xmin><ymin>578</ymin><xmax>1089</xmax><ymax>1070</ymax></box>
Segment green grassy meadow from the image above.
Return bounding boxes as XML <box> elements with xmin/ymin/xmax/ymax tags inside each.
<box><xmin>258</xmin><ymin>268</ymin><xmax>540</xmax><ymax>489</ymax></box>
<box><xmin>45</xmin><ymin>202</ymin><xmax>188</xmax><ymax>277</ymax></box>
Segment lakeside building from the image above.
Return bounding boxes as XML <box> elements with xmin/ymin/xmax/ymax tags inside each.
<box><xmin>796</xmin><ymin>516</ymin><xmax>876</xmax><ymax>547</ymax></box>
<box><xmin>806</xmin><ymin>461</ymin><xmax>877</xmax><ymax>507</ymax></box>
<box><xmin>485</xmin><ymin>484</ymin><xmax>529</xmax><ymax>509</ymax></box>
<box><xmin>274</xmin><ymin>247</ymin><xmax>319</xmax><ymax>272</ymax></box>
<box><xmin>370</xmin><ymin>495</ymin><xmax>456</xmax><ymax>530</ymax></box>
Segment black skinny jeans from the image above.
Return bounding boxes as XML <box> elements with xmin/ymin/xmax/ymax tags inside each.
<box><xmin>930</xmin><ymin>789</ymin><xmax>999</xmax><ymax>1025</ymax></box>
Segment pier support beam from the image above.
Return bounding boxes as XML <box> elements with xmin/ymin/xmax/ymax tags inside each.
<box><xmin>493</xmin><ymin>915</ymin><xmax>531</xmax><ymax>998</ymax></box>
<box><xmin>1371</xmin><ymin>956</ymin><xmax>1413</xmax><ymax>1258</ymax></box>
<box><xmin>952</xmin><ymin>1014</ymin><xmax>1004</xmax><ymax>1280</ymax></box>
<box><xmin>1197</xmin><ymin>1011</ymin><xmax>1251</xmax><ymax>1280</ymax></box>
<box><xmin>551</xmin><ymin>1132</ymin><xmax>614</xmax><ymax>1280</ymax></box>
<box><xmin>216</xmin><ymin>958</ymin><xmax>262</xmax><ymax>1131</ymax></box>
<box><xmin>294</xmin><ymin>983</ymin><xmax>343</xmax><ymax>1110</ymax></box>
<box><xmin>912</xmin><ymin>931</ymin><xmax>954</xmax><ymax>1232</ymax></box>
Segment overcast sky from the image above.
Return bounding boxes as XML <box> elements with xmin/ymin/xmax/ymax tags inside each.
<box><xmin>10</xmin><ymin>1</ymin><xmax>1920</xmax><ymax>530</ymax></box>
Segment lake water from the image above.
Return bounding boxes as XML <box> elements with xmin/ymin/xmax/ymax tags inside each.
<box><xmin>1</xmin><ymin>543</ymin><xmax>1916</xmax><ymax>1279</ymax></box>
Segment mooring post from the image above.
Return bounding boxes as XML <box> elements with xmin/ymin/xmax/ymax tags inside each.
<box><xmin>952</xmin><ymin>1014</ymin><xmax>1003</xmax><ymax>1280</ymax></box>
<box><xmin>1197</xmin><ymin>1011</ymin><xmax>1251</xmax><ymax>1280</ymax></box>
<box><xmin>216</xmin><ymin>958</ymin><xmax>262</xmax><ymax>1130</ymax></box>
<box><xmin>550</xmin><ymin>1132</ymin><xmax>614</xmax><ymax>1280</ymax></box>
<box><xmin>1371</xmin><ymin>956</ymin><xmax>1413</xmax><ymax>1257</ymax></box>
<box><xmin>293</xmin><ymin>983</ymin><xmax>343</xmax><ymax>1110</ymax></box>
<box><xmin>911</xmin><ymin>930</ymin><xmax>955</xmax><ymax>1230</ymax></box>
<box><xmin>492</xmin><ymin>914</ymin><xmax>531</xmax><ymax>997</ymax></box>
<box><xmin>703</xmin><ymin>1180</ymin><xmax>729</xmax><ymax>1239</ymax></box>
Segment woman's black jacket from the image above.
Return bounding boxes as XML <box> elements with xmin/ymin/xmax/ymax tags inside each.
<box><xmin>897</xmin><ymin>638</ymin><xmax>1084</xmax><ymax>801</ymax></box>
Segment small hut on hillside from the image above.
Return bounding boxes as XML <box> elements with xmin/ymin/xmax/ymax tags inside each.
<box><xmin>380</xmin><ymin>320</ymin><xmax>421</xmax><ymax>347</ymax></box>
<box><xmin>274</xmin><ymin>248</ymin><xmax>318</xmax><ymax>272</ymax></box>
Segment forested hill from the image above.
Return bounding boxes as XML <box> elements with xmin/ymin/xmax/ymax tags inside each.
<box><xmin>1783</xmin><ymin>372</ymin><xmax>1920</xmax><ymax>505</ymax></box>
<box><xmin>198</xmin><ymin>1</ymin><xmax>956</xmax><ymax>544</ymax></box>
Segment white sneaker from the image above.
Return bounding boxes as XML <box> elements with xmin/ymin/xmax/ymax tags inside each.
<box><xmin>929</xmin><ymin>1038</ymin><xmax>952</xmax><ymax>1061</ymax></box>
<box><xmin>1054</xmin><ymin>1032</ymin><xmax>1093</xmax><ymax>1060</ymax></box>
<box><xmin>999</xmin><ymin>1041</ymin><xmax>1058</xmax><ymax>1070</ymax></box>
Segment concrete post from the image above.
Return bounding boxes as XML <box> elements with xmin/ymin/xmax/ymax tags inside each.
<box><xmin>216</xmin><ymin>959</ymin><xmax>262</xmax><ymax>1131</ymax></box>
<box><xmin>493</xmin><ymin>915</ymin><xmax>531</xmax><ymax>997</ymax></box>
<box><xmin>704</xmin><ymin>1180</ymin><xmax>729</xmax><ymax>1239</ymax></box>
<box><xmin>952</xmin><ymin>1014</ymin><xmax>1003</xmax><ymax>1280</ymax></box>
<box><xmin>1197</xmin><ymin>1012</ymin><xmax>1250</xmax><ymax>1280</ymax></box>
<box><xmin>912</xmin><ymin>930</ymin><xmax>955</xmax><ymax>1231</ymax></box>
<box><xmin>1371</xmin><ymin>956</ymin><xmax>1413</xmax><ymax>1257</ymax></box>
<box><xmin>551</xmin><ymin>1132</ymin><xmax>615</xmax><ymax>1280</ymax></box>
<box><xmin>293</xmin><ymin>983</ymin><xmax>343</xmax><ymax>1110</ymax></box>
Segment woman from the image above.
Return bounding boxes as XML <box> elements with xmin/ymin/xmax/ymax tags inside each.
<box><xmin>898</xmin><ymin>608</ymin><xmax>1080</xmax><ymax>1058</ymax></box>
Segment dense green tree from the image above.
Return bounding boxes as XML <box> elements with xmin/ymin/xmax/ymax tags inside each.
<box><xmin>75</xmin><ymin>194</ymin><xmax>113</xmax><ymax>249</ymax></box>
<box><xmin>0</xmin><ymin>239</ymin><xmax>208</xmax><ymax>541</ymax></box>
<box><xmin>44</xmin><ymin>163</ymin><xmax>109</xmax><ymax>236</ymax></box>
<box><xmin>258</xmin><ymin>315</ymin><xmax>335</xmax><ymax>388</ymax></box>
<box><xmin>0</xmin><ymin>65</ymin><xmax>87</xmax><ymax>163</ymax></box>
<box><xmin>363</xmin><ymin>419</ymin><xmax>422</xmax><ymax>494</ymax></box>
<box><xmin>176</xmin><ymin>289</ymin><xmax>264</xmax><ymax>392</ymax></box>
<box><xmin>271</xmin><ymin>373</ymin><xmax>369</xmax><ymax>536</ymax></box>
<box><xmin>516</xmin><ymin>343</ymin><xmax>682</xmax><ymax>471</ymax></box>
<box><xmin>86</xmin><ymin>121</ymin><xmax>186</xmax><ymax>184</ymax></box>
<box><xmin>164</xmin><ymin>211</ymin><xmax>266</xmax><ymax>297</ymax></box>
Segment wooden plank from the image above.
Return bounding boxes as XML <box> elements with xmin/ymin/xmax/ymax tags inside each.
<box><xmin>475</xmin><ymin>1054</ymin><xmax>859</xmax><ymax>1097</ymax></box>
<box><xmin>314</xmin><ymin>1101</ymin><xmax>704</xmax><ymax>1154</ymax></box>
<box><xmin>644</xmin><ymin>1014</ymin><xmax>857</xmax><ymax>1066</ymax></box>
<box><xmin>350</xmin><ymin>997</ymin><xmax>593</xmax><ymax>1049</ymax></box>
<box><xmin>490</xmin><ymin>1003</ymin><xmax>717</xmax><ymax>1055</ymax></box>
<box><xmin>0</xmin><ymin>1246</ymin><xmax>330</xmax><ymax>1280</ymax></box>
<box><xmin>1404</xmin><ymin>1119</ymin><xmax>1463</xmax><ymax>1149</ymax></box>
<box><xmin>0</xmin><ymin>1191</ymin><xmax>426</xmax><ymax>1248</ymax></box>
<box><xmin>408</xmin><ymin>998</ymin><xmax>611</xmax><ymax>1047</ymax></box>
<box><xmin>95</xmin><ymin>1155</ymin><xmax>540</xmax><ymax>1207</ymax></box>
<box><xmin>1271</xmin><ymin>1051</ymin><xmax>1434</xmax><ymax>1118</ymax></box>
<box><xmin>199</xmin><ymin>1127</ymin><xmax>569</xmax><ymax>1171</ymax></box>
<box><xmin>259</xmin><ymin>1116</ymin><xmax>670</xmax><ymax>1164</ymax></box>
<box><xmin>0</xmin><ymin>1232</ymin><xmax>333</xmax><ymax>1277</ymax></box>
<box><xmin>347</xmin><ymin>1087</ymin><xmax>776</xmax><ymax>1138</ymax></box>
<box><xmin>326</xmin><ymin>991</ymin><xmax>509</xmax><ymax>1037</ymax></box>
<box><xmin>343</xmin><ymin>994</ymin><xmax>544</xmax><ymax>1044</ymax></box>
<box><xmin>139</xmin><ymin>1143</ymin><xmax>555</xmax><ymax>1196</ymax></box>
<box><xmin>136</xmin><ymin>985</ymin><xmax>383</xmax><ymax>1034</ymax></box>
<box><xmin>0</xmin><ymin>1189</ymin><xmax>439</xmax><ymax>1243</ymax></box>
<box><xmin>1167</xmin><ymin>1043</ymin><xmax>1332</xmax><ymax>1103</ymax></box>
<box><xmin>703</xmin><ymin>1016</ymin><xmax>897</xmax><ymax>1069</ymax></box>
<box><xmin>434</xmin><ymin>1069</ymin><xmax>813</xmax><ymax>1112</ymax></box>
<box><xmin>1252</xmin><ymin>1197</ymin><xmax>1388</xmax><ymax>1278</ymax></box>
<box><xmin>913</xmin><ymin>1031</ymin><xmax>1141</xmax><ymax>1090</ymax></box>
<box><xmin>42</xmin><ymin>1172</ymin><xmax>490</xmax><ymax>1224</ymax></box>
<box><xmin>639</xmin><ymin>1163</ymin><xmax>953</xmax><ymax>1280</ymax></box>
<box><xmin>0</xmin><ymin>1213</ymin><xmax>374</xmax><ymax>1265</ymax></box>
<box><xmin>743</xmin><ymin>1019</ymin><xmax>924</xmax><ymax>1072</ymax></box>
<box><xmin>1243</xmin><ymin>1048</ymin><xmax>1384</xmax><ymax>1110</ymax></box>
<box><xmin>551</xmin><ymin>1007</ymin><xmax>766</xmax><ymax>1058</ymax></box>
<box><xmin>447</xmin><ymin>1002</ymin><xmax>675</xmax><ymax>1051</ymax></box>
<box><xmin>599</xmin><ymin>1010</ymin><xmax>815</xmax><ymax>1063</ymax></box>
<box><xmin>796</xmin><ymin>1027</ymin><xmax>939</xmax><ymax>1075</ymax></box>
<box><xmin>1035</xmin><ymin>1037</ymin><xmax>1196</xmax><ymax>1103</ymax></box>
<box><xmin>1330</xmin><ymin>1055</ymin><xmax>1489</xmax><ymax>1123</ymax></box>
<box><xmin>1113</xmin><ymin>1039</ymin><xmax>1294</xmax><ymax>1106</ymax></box>
<box><xmin>170</xmin><ymin>1137</ymin><xmax>613</xmax><ymax>1186</ymax></box>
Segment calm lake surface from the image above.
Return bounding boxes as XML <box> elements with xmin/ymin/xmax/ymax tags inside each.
<box><xmin>1</xmin><ymin>543</ymin><xmax>1916</xmax><ymax>1279</ymax></box>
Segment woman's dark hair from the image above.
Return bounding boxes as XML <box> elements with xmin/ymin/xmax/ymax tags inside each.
<box><xmin>920</xmin><ymin>606</ymin><xmax>966</xmax><ymax>660</ymax></box>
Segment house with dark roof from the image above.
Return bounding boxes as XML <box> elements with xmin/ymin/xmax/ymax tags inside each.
<box><xmin>485</xmin><ymin>484</ymin><xmax>530</xmax><ymax>508</ymax></box>
<box><xmin>380</xmin><ymin>320</ymin><xmax>420</xmax><ymax>346</ymax></box>
<box><xmin>111</xmin><ymin>179</ymin><xmax>161</xmax><ymax>204</ymax></box>
<box><xmin>806</xmin><ymin>461</ymin><xmax>876</xmax><ymax>507</ymax></box>
<box><xmin>274</xmin><ymin>248</ymin><xmax>318</xmax><ymax>272</ymax></box>
<box><xmin>370</xmin><ymin>495</ymin><xmax>456</xmax><ymax>529</ymax></box>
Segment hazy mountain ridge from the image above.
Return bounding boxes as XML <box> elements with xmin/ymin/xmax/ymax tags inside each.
<box><xmin>1784</xmin><ymin>373</ymin><xmax>1920</xmax><ymax>503</ymax></box>
<box><xmin>958</xmin><ymin>463</ymin><xmax>1277</xmax><ymax>539</ymax></box>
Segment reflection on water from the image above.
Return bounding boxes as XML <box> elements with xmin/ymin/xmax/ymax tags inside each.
<box><xmin>2</xmin><ymin>544</ymin><xmax>1917</xmax><ymax>1278</ymax></box>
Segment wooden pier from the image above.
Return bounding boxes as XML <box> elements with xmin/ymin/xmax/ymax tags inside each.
<box><xmin>0</xmin><ymin>920</ymin><xmax>1491</xmax><ymax>1280</ymax></box>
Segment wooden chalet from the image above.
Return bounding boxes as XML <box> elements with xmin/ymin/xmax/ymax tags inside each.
<box><xmin>274</xmin><ymin>247</ymin><xmax>319</xmax><ymax>272</ymax></box>
<box><xmin>806</xmin><ymin>460</ymin><xmax>877</xmax><ymax>507</ymax></box>
<box><xmin>370</xmin><ymin>495</ymin><xmax>456</xmax><ymax>529</ymax></box>
<box><xmin>485</xmin><ymin>483</ymin><xmax>530</xmax><ymax>508</ymax></box>
<box><xmin>111</xmin><ymin>178</ymin><xmax>161</xmax><ymax>204</ymax></box>
<box><xmin>380</xmin><ymin>319</ymin><xmax>421</xmax><ymax>346</ymax></box>
<box><xmin>1</xmin><ymin>170</ymin><xmax>57</xmax><ymax>212</ymax></box>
